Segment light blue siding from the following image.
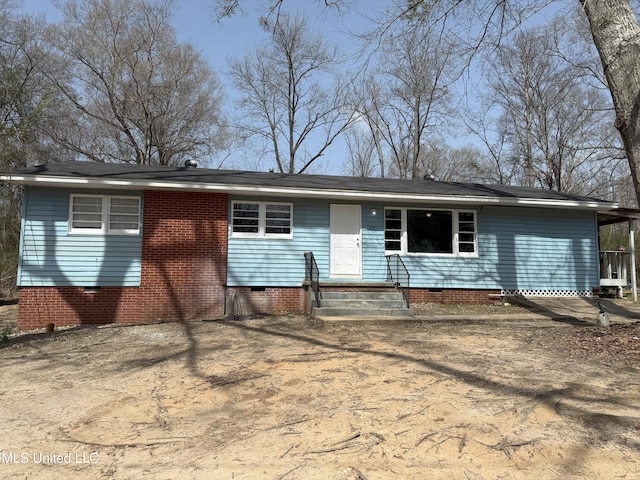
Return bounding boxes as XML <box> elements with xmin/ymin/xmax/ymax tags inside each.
<box><xmin>227</xmin><ymin>199</ymin><xmax>600</xmax><ymax>292</ymax></box>
<box><xmin>227</xmin><ymin>200</ymin><xmax>389</xmax><ymax>286</ymax></box>
<box><xmin>227</xmin><ymin>198</ymin><xmax>330</xmax><ymax>286</ymax></box>
<box><xmin>362</xmin><ymin>203</ymin><xmax>388</xmax><ymax>281</ymax></box>
<box><xmin>480</xmin><ymin>206</ymin><xmax>599</xmax><ymax>291</ymax></box>
<box><xmin>373</xmin><ymin>204</ymin><xmax>599</xmax><ymax>291</ymax></box>
<box><xmin>364</xmin><ymin>202</ymin><xmax>494</xmax><ymax>287</ymax></box>
<box><xmin>18</xmin><ymin>186</ymin><xmax>142</xmax><ymax>287</ymax></box>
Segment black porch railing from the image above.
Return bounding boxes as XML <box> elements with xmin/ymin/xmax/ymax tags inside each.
<box><xmin>386</xmin><ymin>254</ymin><xmax>410</xmax><ymax>308</ymax></box>
<box><xmin>304</xmin><ymin>251</ymin><xmax>321</xmax><ymax>308</ymax></box>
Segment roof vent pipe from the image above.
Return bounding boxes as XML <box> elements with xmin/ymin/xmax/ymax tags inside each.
<box><xmin>184</xmin><ymin>159</ymin><xmax>197</xmax><ymax>168</ymax></box>
<box><xmin>424</xmin><ymin>173</ymin><xmax>435</xmax><ymax>181</ymax></box>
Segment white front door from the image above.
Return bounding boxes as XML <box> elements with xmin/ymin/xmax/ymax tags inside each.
<box><xmin>330</xmin><ymin>204</ymin><xmax>361</xmax><ymax>277</ymax></box>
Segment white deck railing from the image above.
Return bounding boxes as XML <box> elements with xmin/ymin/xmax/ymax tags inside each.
<box><xmin>599</xmin><ymin>250</ymin><xmax>630</xmax><ymax>287</ymax></box>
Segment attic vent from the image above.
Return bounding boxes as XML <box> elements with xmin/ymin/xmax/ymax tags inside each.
<box><xmin>184</xmin><ymin>159</ymin><xmax>197</xmax><ymax>168</ymax></box>
<box><xmin>424</xmin><ymin>174</ymin><xmax>435</xmax><ymax>181</ymax></box>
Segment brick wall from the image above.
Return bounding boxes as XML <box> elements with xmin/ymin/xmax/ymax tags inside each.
<box><xmin>410</xmin><ymin>288</ymin><xmax>500</xmax><ymax>305</ymax></box>
<box><xmin>313</xmin><ymin>284</ymin><xmax>499</xmax><ymax>305</ymax></box>
<box><xmin>138</xmin><ymin>190</ymin><xmax>228</xmax><ymax>322</ymax></box>
<box><xmin>18</xmin><ymin>190</ymin><xmax>228</xmax><ymax>330</ymax></box>
<box><xmin>18</xmin><ymin>287</ymin><xmax>141</xmax><ymax>330</ymax></box>
<box><xmin>224</xmin><ymin>287</ymin><xmax>305</xmax><ymax>316</ymax></box>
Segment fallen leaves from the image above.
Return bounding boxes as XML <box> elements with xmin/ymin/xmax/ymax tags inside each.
<box><xmin>528</xmin><ymin>322</ymin><xmax>640</xmax><ymax>362</ymax></box>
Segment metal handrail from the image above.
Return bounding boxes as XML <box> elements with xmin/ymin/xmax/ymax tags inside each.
<box><xmin>304</xmin><ymin>251</ymin><xmax>321</xmax><ymax>308</ymax></box>
<box><xmin>386</xmin><ymin>254</ymin><xmax>410</xmax><ymax>308</ymax></box>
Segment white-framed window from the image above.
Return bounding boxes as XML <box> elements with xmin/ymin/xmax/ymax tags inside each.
<box><xmin>69</xmin><ymin>194</ymin><xmax>141</xmax><ymax>235</ymax></box>
<box><xmin>231</xmin><ymin>201</ymin><xmax>293</xmax><ymax>238</ymax></box>
<box><xmin>384</xmin><ymin>207</ymin><xmax>477</xmax><ymax>256</ymax></box>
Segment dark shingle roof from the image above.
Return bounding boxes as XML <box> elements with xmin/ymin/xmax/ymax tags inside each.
<box><xmin>1</xmin><ymin>161</ymin><xmax>614</xmax><ymax>207</ymax></box>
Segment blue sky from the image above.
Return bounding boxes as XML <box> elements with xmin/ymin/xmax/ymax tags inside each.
<box><xmin>23</xmin><ymin>1</ymin><xmax>279</xmax><ymax>67</ymax></box>
<box><xmin>21</xmin><ymin>1</ymin><xmax>320</xmax><ymax>78</ymax></box>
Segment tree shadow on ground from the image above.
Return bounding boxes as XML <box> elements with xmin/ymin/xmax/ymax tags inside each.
<box><xmin>5</xmin><ymin>312</ymin><xmax>638</xmax><ymax>452</ymax></box>
<box><xmin>202</xmin><ymin>316</ymin><xmax>640</xmax><ymax>449</ymax></box>
<box><xmin>511</xmin><ymin>295</ymin><xmax>640</xmax><ymax>327</ymax></box>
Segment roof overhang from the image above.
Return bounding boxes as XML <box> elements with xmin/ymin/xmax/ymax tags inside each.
<box><xmin>0</xmin><ymin>172</ymin><xmax>617</xmax><ymax>210</ymax></box>
<box><xmin>598</xmin><ymin>207</ymin><xmax>640</xmax><ymax>226</ymax></box>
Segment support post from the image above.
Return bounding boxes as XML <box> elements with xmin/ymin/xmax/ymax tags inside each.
<box><xmin>630</xmin><ymin>219</ymin><xmax>637</xmax><ymax>302</ymax></box>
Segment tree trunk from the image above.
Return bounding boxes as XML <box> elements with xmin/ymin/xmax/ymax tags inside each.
<box><xmin>581</xmin><ymin>0</ymin><xmax>640</xmax><ymax>206</ymax></box>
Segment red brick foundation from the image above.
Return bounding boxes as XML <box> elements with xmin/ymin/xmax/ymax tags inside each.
<box><xmin>222</xmin><ymin>286</ymin><xmax>500</xmax><ymax>318</ymax></box>
<box><xmin>18</xmin><ymin>283</ymin><xmax>502</xmax><ymax>330</ymax></box>
<box><xmin>225</xmin><ymin>287</ymin><xmax>305</xmax><ymax>316</ymax></box>
<box><xmin>18</xmin><ymin>190</ymin><xmax>228</xmax><ymax>330</ymax></box>
<box><xmin>306</xmin><ymin>285</ymin><xmax>500</xmax><ymax>309</ymax></box>
<box><xmin>409</xmin><ymin>288</ymin><xmax>501</xmax><ymax>305</ymax></box>
<box><xmin>18</xmin><ymin>287</ymin><xmax>148</xmax><ymax>330</ymax></box>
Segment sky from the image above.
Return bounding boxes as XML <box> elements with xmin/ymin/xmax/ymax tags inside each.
<box><xmin>22</xmin><ymin>1</ymin><xmax>299</xmax><ymax>69</ymax></box>
<box><xmin>19</xmin><ymin>0</ymin><xmax>369</xmax><ymax>174</ymax></box>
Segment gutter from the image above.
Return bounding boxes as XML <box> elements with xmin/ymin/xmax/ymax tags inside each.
<box><xmin>0</xmin><ymin>173</ymin><xmax>618</xmax><ymax>211</ymax></box>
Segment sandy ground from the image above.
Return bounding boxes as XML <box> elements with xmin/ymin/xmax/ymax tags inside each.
<box><xmin>0</xmin><ymin>306</ymin><xmax>639</xmax><ymax>479</ymax></box>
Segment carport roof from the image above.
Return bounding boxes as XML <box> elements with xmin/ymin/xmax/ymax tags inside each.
<box><xmin>1</xmin><ymin>161</ymin><xmax>618</xmax><ymax>210</ymax></box>
<box><xmin>598</xmin><ymin>207</ymin><xmax>640</xmax><ymax>226</ymax></box>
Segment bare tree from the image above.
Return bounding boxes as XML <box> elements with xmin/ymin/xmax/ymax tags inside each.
<box><xmin>216</xmin><ymin>1</ymin><xmax>640</xmax><ymax>207</ymax></box>
<box><xmin>345</xmin><ymin>74</ymin><xmax>388</xmax><ymax>177</ymax></box>
<box><xmin>46</xmin><ymin>0</ymin><xmax>226</xmax><ymax>166</ymax></box>
<box><xmin>389</xmin><ymin>0</ymin><xmax>640</xmax><ymax>203</ymax></box>
<box><xmin>212</xmin><ymin>0</ymin><xmax>351</xmax><ymax>25</ymax></box>
<box><xmin>349</xmin><ymin>22</ymin><xmax>458</xmax><ymax>180</ymax></box>
<box><xmin>0</xmin><ymin>5</ymin><xmax>67</xmax><ymax>170</ymax></box>
<box><xmin>416</xmin><ymin>140</ymin><xmax>487</xmax><ymax>183</ymax></box>
<box><xmin>463</xmin><ymin>108</ymin><xmax>517</xmax><ymax>185</ymax></box>
<box><xmin>0</xmin><ymin>2</ymin><xmax>71</xmax><ymax>295</ymax></box>
<box><xmin>347</xmin><ymin>75</ymin><xmax>387</xmax><ymax>177</ymax></box>
<box><xmin>384</xmin><ymin>26</ymin><xmax>457</xmax><ymax>179</ymax></box>
<box><xmin>481</xmin><ymin>22</ymin><xmax>622</xmax><ymax>194</ymax></box>
<box><xmin>343</xmin><ymin>126</ymin><xmax>377</xmax><ymax>177</ymax></box>
<box><xmin>228</xmin><ymin>12</ymin><xmax>352</xmax><ymax>174</ymax></box>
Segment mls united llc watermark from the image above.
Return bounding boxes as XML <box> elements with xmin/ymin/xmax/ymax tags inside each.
<box><xmin>1</xmin><ymin>450</ymin><xmax>99</xmax><ymax>465</ymax></box>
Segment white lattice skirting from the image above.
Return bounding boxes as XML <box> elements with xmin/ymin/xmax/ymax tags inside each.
<box><xmin>501</xmin><ymin>289</ymin><xmax>593</xmax><ymax>297</ymax></box>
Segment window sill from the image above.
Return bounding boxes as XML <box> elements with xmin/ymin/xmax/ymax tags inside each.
<box><xmin>385</xmin><ymin>251</ymin><xmax>478</xmax><ymax>258</ymax></box>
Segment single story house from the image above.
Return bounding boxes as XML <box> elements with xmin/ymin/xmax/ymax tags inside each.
<box><xmin>0</xmin><ymin>161</ymin><xmax>621</xmax><ymax>329</ymax></box>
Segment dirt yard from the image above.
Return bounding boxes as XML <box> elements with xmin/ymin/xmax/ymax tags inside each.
<box><xmin>0</xmin><ymin>305</ymin><xmax>639</xmax><ymax>479</ymax></box>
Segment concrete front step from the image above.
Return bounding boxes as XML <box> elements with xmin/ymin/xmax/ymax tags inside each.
<box><xmin>313</xmin><ymin>307</ymin><xmax>414</xmax><ymax>317</ymax></box>
<box><xmin>315</xmin><ymin>315</ymin><xmax>421</xmax><ymax>325</ymax></box>
<box><xmin>319</xmin><ymin>291</ymin><xmax>406</xmax><ymax>301</ymax></box>
<box><xmin>318</xmin><ymin>299</ymin><xmax>408</xmax><ymax>309</ymax></box>
<box><xmin>310</xmin><ymin>288</ymin><xmax>413</xmax><ymax>318</ymax></box>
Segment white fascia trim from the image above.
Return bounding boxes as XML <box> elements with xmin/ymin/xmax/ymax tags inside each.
<box><xmin>2</xmin><ymin>174</ymin><xmax>618</xmax><ymax>210</ymax></box>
